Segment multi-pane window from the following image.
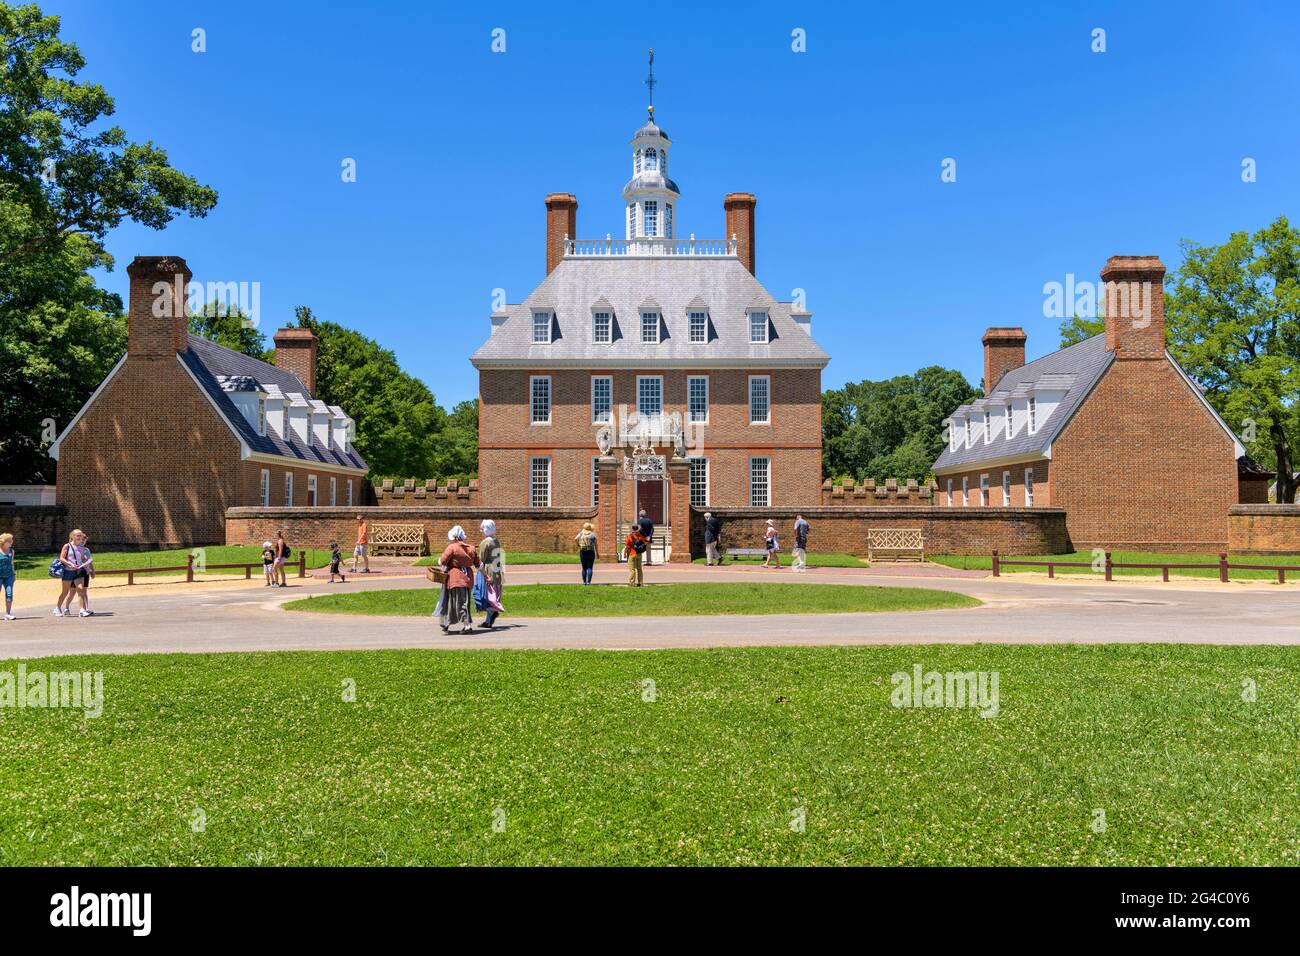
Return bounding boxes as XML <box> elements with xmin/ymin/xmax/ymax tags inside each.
<box><xmin>641</xmin><ymin>312</ymin><xmax>660</xmax><ymax>343</ymax></box>
<box><xmin>260</xmin><ymin>469</ymin><xmax>270</xmax><ymax>507</ymax></box>
<box><xmin>984</xmin><ymin>415</ymin><xmax>991</xmax><ymax>443</ymax></box>
<box><xmin>689</xmin><ymin>311</ymin><xmax>707</xmax><ymax>343</ymax></box>
<box><xmin>644</xmin><ymin>147</ymin><xmax>658</xmax><ymax>171</ymax></box>
<box><xmin>1028</xmin><ymin>396</ymin><xmax>1037</xmax><ymax>433</ymax></box>
<box><xmin>637</xmin><ymin>376</ymin><xmax>663</xmax><ymax>416</ymax></box>
<box><xmin>1002</xmin><ymin>470</ymin><xmax>1011</xmax><ymax>506</ymax></box>
<box><xmin>665</xmin><ymin>203</ymin><xmax>673</xmax><ymax>238</ymax></box>
<box><xmin>591</xmin><ymin>376</ymin><xmax>612</xmax><ymax>424</ymax></box>
<box><xmin>961</xmin><ymin>476</ymin><xmax>969</xmax><ymax>507</ymax></box>
<box><xmin>529</xmin><ymin>457</ymin><xmax>550</xmax><ymax>508</ymax></box>
<box><xmin>307</xmin><ymin>474</ymin><xmax>318</xmax><ymax>507</ymax></box>
<box><xmin>257</xmin><ymin>400</ymin><xmax>266</xmax><ymax>436</ymax></box>
<box><xmin>285</xmin><ymin>472</ymin><xmax>294</xmax><ymax>507</ymax></box>
<box><xmin>946</xmin><ymin>478</ymin><xmax>953</xmax><ymax>507</ymax></box>
<box><xmin>626</xmin><ymin>203</ymin><xmax>635</xmax><ymax>237</ymax></box>
<box><xmin>689</xmin><ymin>457</ymin><xmax>709</xmax><ymax>507</ymax></box>
<box><xmin>1025</xmin><ymin>468</ymin><xmax>1035</xmax><ymax>507</ymax></box>
<box><xmin>330</xmin><ymin>476</ymin><xmax>337</xmax><ymax>506</ymax></box>
<box><xmin>749</xmin><ymin>375</ymin><xmax>770</xmax><ymax>424</ymax></box>
<box><xmin>979</xmin><ymin>474</ymin><xmax>988</xmax><ymax>507</ymax></box>
<box><xmin>530</xmin><ymin>376</ymin><xmax>551</xmax><ymax>424</ymax></box>
<box><xmin>749</xmin><ymin>457</ymin><xmax>771</xmax><ymax>507</ymax></box>
<box><xmin>644</xmin><ymin>200</ymin><xmax>658</xmax><ymax>237</ymax></box>
<box><xmin>593</xmin><ymin>311</ymin><xmax>611</xmax><ymax>343</ymax></box>
<box><xmin>532</xmin><ymin>312</ymin><xmax>551</xmax><ymax>344</ymax></box>
<box><xmin>346</xmin><ymin>480</ymin><xmax>353</xmax><ymax>507</ymax></box>
<box><xmin>634</xmin><ymin>151</ymin><xmax>642</xmax><ymax>174</ymax></box>
<box><xmin>592</xmin><ymin>458</ymin><xmax>600</xmax><ymax>508</ymax></box>
<box><xmin>688</xmin><ymin>376</ymin><xmax>708</xmax><ymax>423</ymax></box>
<box><xmin>749</xmin><ymin>311</ymin><xmax>769</xmax><ymax>343</ymax></box>
<box><xmin>1006</xmin><ymin>408</ymin><xmax>1014</xmax><ymax>439</ymax></box>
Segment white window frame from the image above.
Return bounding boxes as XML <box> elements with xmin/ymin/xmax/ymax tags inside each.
<box><xmin>532</xmin><ymin>311</ymin><xmax>552</xmax><ymax>344</ymax></box>
<box><xmin>346</xmin><ymin>480</ymin><xmax>353</xmax><ymax>507</ymax></box>
<box><xmin>1002</xmin><ymin>470</ymin><xmax>1011</xmax><ymax>506</ymax></box>
<box><xmin>984</xmin><ymin>415</ymin><xmax>991</xmax><ymax>443</ymax></box>
<box><xmin>644</xmin><ymin>199</ymin><xmax>658</xmax><ymax>236</ymax></box>
<box><xmin>627</xmin><ymin>203</ymin><xmax>635</xmax><ymax>236</ymax></box>
<box><xmin>637</xmin><ymin>375</ymin><xmax>663</xmax><ymax>417</ymax></box>
<box><xmin>1025</xmin><ymin>468</ymin><xmax>1035</xmax><ymax>507</ymax></box>
<box><xmin>1027</xmin><ymin>396</ymin><xmax>1037</xmax><ymax>434</ymax></box>
<box><xmin>641</xmin><ymin>311</ymin><xmax>660</xmax><ymax>344</ymax></box>
<box><xmin>979</xmin><ymin>473</ymin><xmax>988</xmax><ymax>507</ymax></box>
<box><xmin>961</xmin><ymin>476</ymin><xmax>968</xmax><ymax>507</ymax></box>
<box><xmin>689</xmin><ymin>457</ymin><xmax>709</xmax><ymax>507</ymax></box>
<box><xmin>1006</xmin><ymin>407</ymin><xmax>1014</xmax><ymax>439</ymax></box>
<box><xmin>257</xmin><ymin>399</ymin><xmax>266</xmax><ymax>437</ymax></box>
<box><xmin>689</xmin><ymin>310</ymin><xmax>707</xmax><ymax>344</ymax></box>
<box><xmin>665</xmin><ymin>203</ymin><xmax>673</xmax><ymax>239</ymax></box>
<box><xmin>749</xmin><ymin>375</ymin><xmax>771</xmax><ymax>425</ymax></box>
<box><xmin>749</xmin><ymin>456</ymin><xmax>771</xmax><ymax>507</ymax></box>
<box><xmin>529</xmin><ymin>456</ymin><xmax>551</xmax><ymax>508</ymax></box>
<box><xmin>946</xmin><ymin>478</ymin><xmax>953</xmax><ymax>507</ymax></box>
<box><xmin>591</xmin><ymin>375</ymin><xmax>612</xmax><ymax>424</ymax></box>
<box><xmin>749</xmin><ymin>311</ymin><xmax>769</xmax><ymax>344</ymax></box>
<box><xmin>530</xmin><ymin>375</ymin><xmax>552</xmax><ymax>425</ymax></box>
<box><xmin>688</xmin><ymin>375</ymin><xmax>709</xmax><ymax>424</ymax></box>
<box><xmin>307</xmin><ymin>473</ymin><xmax>318</xmax><ymax>507</ymax></box>
<box><xmin>260</xmin><ymin>468</ymin><xmax>270</xmax><ymax>507</ymax></box>
<box><xmin>330</xmin><ymin>476</ymin><xmax>337</xmax><ymax>506</ymax></box>
<box><xmin>285</xmin><ymin>472</ymin><xmax>294</xmax><ymax>507</ymax></box>
<box><xmin>644</xmin><ymin>148</ymin><xmax>658</xmax><ymax>172</ymax></box>
<box><xmin>593</xmin><ymin>310</ymin><xmax>612</xmax><ymax>344</ymax></box>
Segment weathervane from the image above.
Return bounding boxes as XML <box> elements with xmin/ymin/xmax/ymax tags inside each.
<box><xmin>645</xmin><ymin>48</ymin><xmax>655</xmax><ymax>121</ymax></box>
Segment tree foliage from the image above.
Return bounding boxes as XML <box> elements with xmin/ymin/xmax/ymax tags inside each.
<box><xmin>188</xmin><ymin>302</ymin><xmax>266</xmax><ymax>359</ymax></box>
<box><xmin>0</xmin><ymin>2</ymin><xmax>216</xmax><ymax>482</ymax></box>
<box><xmin>1165</xmin><ymin>215</ymin><xmax>1300</xmax><ymax>502</ymax></box>
<box><xmin>822</xmin><ymin>366</ymin><xmax>978</xmax><ymax>481</ymax></box>
<box><xmin>290</xmin><ymin>307</ymin><xmax>477</xmax><ymax>478</ymax></box>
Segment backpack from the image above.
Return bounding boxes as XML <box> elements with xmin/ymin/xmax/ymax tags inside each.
<box><xmin>578</xmin><ymin>532</ymin><xmax>596</xmax><ymax>552</ymax></box>
<box><xmin>631</xmin><ymin>536</ymin><xmax>647</xmax><ymax>554</ymax></box>
<box><xmin>282</xmin><ymin>544</ymin><xmax>292</xmax><ymax>560</ymax></box>
<box><xmin>48</xmin><ymin>555</ymin><xmax>64</xmax><ymax>578</ymax></box>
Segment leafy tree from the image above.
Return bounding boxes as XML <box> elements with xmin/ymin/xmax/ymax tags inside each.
<box><xmin>1059</xmin><ymin>311</ymin><xmax>1105</xmax><ymax>347</ymax></box>
<box><xmin>0</xmin><ymin>2</ymin><xmax>216</xmax><ymax>483</ymax></box>
<box><xmin>188</xmin><ymin>301</ymin><xmax>266</xmax><ymax>358</ymax></box>
<box><xmin>823</xmin><ymin>366</ymin><xmax>977</xmax><ymax>481</ymax></box>
<box><xmin>1165</xmin><ymin>216</ymin><xmax>1300</xmax><ymax>503</ymax></box>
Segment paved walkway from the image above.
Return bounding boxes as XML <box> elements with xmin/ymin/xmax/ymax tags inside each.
<box><xmin>1</xmin><ymin>561</ymin><xmax>1297</xmax><ymax>659</ymax></box>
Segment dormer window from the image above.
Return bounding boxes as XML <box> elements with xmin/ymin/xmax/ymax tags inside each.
<box><xmin>689</xmin><ymin>311</ymin><xmax>707</xmax><ymax>343</ymax></box>
<box><xmin>1006</xmin><ymin>408</ymin><xmax>1014</xmax><ymax>439</ymax></box>
<box><xmin>984</xmin><ymin>415</ymin><xmax>991</xmax><ymax>443</ymax></box>
<box><xmin>749</xmin><ymin>311</ymin><xmax>769</xmax><ymax>344</ymax></box>
<box><xmin>1028</xmin><ymin>396</ymin><xmax>1037</xmax><ymax>434</ymax></box>
<box><xmin>257</xmin><ymin>399</ymin><xmax>266</xmax><ymax>437</ymax></box>
<box><xmin>532</xmin><ymin>311</ymin><xmax>551</xmax><ymax>344</ymax></box>
<box><xmin>593</xmin><ymin>311</ymin><xmax>611</xmax><ymax>344</ymax></box>
<box><xmin>641</xmin><ymin>312</ymin><xmax>660</xmax><ymax>344</ymax></box>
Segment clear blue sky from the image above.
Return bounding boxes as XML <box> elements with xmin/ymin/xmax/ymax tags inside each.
<box><xmin>48</xmin><ymin>0</ymin><xmax>1300</xmax><ymax>405</ymax></box>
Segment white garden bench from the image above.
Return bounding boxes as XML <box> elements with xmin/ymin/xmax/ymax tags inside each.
<box><xmin>867</xmin><ymin>528</ymin><xmax>925</xmax><ymax>562</ymax></box>
<box><xmin>370</xmin><ymin>523</ymin><xmax>426</xmax><ymax>557</ymax></box>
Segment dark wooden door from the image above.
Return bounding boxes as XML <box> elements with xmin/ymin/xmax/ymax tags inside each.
<box><xmin>636</xmin><ymin>479</ymin><xmax>665</xmax><ymax>524</ymax></box>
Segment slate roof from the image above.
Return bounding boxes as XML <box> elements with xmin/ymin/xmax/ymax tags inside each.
<box><xmin>932</xmin><ymin>334</ymin><xmax>1113</xmax><ymax>472</ymax></box>
<box><xmin>470</xmin><ymin>255</ymin><xmax>829</xmax><ymax>367</ymax></box>
<box><xmin>181</xmin><ymin>335</ymin><xmax>367</xmax><ymax>471</ymax></box>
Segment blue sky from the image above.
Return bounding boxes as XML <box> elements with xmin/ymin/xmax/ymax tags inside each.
<box><xmin>48</xmin><ymin>0</ymin><xmax>1300</xmax><ymax>405</ymax></box>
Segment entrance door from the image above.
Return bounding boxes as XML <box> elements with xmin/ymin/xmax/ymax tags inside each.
<box><xmin>636</xmin><ymin>478</ymin><xmax>665</xmax><ymax>524</ymax></box>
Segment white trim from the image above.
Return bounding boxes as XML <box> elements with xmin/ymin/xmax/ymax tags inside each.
<box><xmin>472</xmin><ymin>357</ymin><xmax>828</xmax><ymax>370</ymax></box>
<box><xmin>1002</xmin><ymin>470</ymin><xmax>1011</xmax><ymax>506</ymax></box>
<box><xmin>1024</xmin><ymin>467</ymin><xmax>1035</xmax><ymax>507</ymax></box>
<box><xmin>530</xmin><ymin>375</ymin><xmax>552</xmax><ymax>425</ymax></box>
<box><xmin>259</xmin><ymin>469</ymin><xmax>270</xmax><ymax>507</ymax></box>
<box><xmin>329</xmin><ymin>476</ymin><xmax>337</xmax><ymax>506</ymax></box>
<box><xmin>636</xmin><ymin>374</ymin><xmax>664</xmax><ymax>417</ymax></box>
<box><xmin>748</xmin><ymin>456</ymin><xmax>772</xmax><ymax>507</ymax></box>
<box><xmin>244</xmin><ymin>451</ymin><xmax>368</xmax><ymax>477</ymax></box>
<box><xmin>307</xmin><ymin>473</ymin><xmax>318</xmax><ymax>507</ymax></box>
<box><xmin>528</xmin><ymin>455</ymin><xmax>551</xmax><ymax>508</ymax></box>
<box><xmin>933</xmin><ymin>449</ymin><xmax>1048</xmax><ymax>476</ymax></box>
<box><xmin>748</xmin><ymin>374</ymin><xmax>771</xmax><ymax>425</ymax></box>
<box><xmin>531</xmin><ymin>310</ymin><xmax>553</xmax><ymax>344</ymax></box>
<box><xmin>49</xmin><ymin>353</ymin><xmax>130</xmax><ymax>461</ymax></box>
<box><xmin>979</xmin><ymin>473</ymin><xmax>989</xmax><ymax>507</ymax></box>
<box><xmin>687</xmin><ymin>374</ymin><xmax>709</xmax><ymax>424</ymax></box>
<box><xmin>590</xmin><ymin>374</ymin><xmax>613</xmax><ymax>425</ymax></box>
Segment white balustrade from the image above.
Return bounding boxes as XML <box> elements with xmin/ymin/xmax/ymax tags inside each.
<box><xmin>564</xmin><ymin>234</ymin><xmax>738</xmax><ymax>258</ymax></box>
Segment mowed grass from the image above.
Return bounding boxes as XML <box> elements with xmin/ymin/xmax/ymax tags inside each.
<box><xmin>9</xmin><ymin>545</ymin><xmax>333</xmax><ymax>581</ymax></box>
<box><xmin>416</xmin><ymin>552</ymin><xmax>578</xmax><ymax>567</ymax></box>
<box><xmin>284</xmin><ymin>583</ymin><xmax>978</xmax><ymax>617</ymax></box>
<box><xmin>933</xmin><ymin>550</ymin><xmax>1300</xmax><ymax>581</ymax></box>
<box><xmin>1</xmin><ymin>645</ymin><xmax>1296</xmax><ymax>865</ymax></box>
<box><xmin>692</xmin><ymin>551</ymin><xmax>870</xmax><ymax>568</ymax></box>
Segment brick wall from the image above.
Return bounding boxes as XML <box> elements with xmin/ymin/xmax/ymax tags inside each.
<box><xmin>821</xmin><ymin>478</ymin><xmax>936</xmax><ymax>506</ymax></box>
<box><xmin>0</xmin><ymin>505</ymin><xmax>68</xmax><ymax>553</ymax></box>
<box><xmin>1228</xmin><ymin>506</ymin><xmax>1300</xmax><ymax>554</ymax></box>
<box><xmin>226</xmin><ymin>506</ymin><xmax>600</xmax><ymax>555</ymax></box>
<box><xmin>688</xmin><ymin>506</ymin><xmax>1068</xmax><ymax>557</ymax></box>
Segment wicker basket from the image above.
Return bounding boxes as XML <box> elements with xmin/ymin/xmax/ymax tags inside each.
<box><xmin>426</xmin><ymin>566</ymin><xmax>448</xmax><ymax>585</ymax></box>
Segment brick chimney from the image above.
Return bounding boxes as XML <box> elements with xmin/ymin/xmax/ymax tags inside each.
<box><xmin>126</xmin><ymin>255</ymin><xmax>192</xmax><ymax>358</ymax></box>
<box><xmin>724</xmin><ymin>193</ymin><xmax>756</xmax><ymax>275</ymax></box>
<box><xmin>544</xmin><ymin>193</ymin><xmax>577</xmax><ymax>275</ymax></box>
<box><xmin>982</xmin><ymin>327</ymin><xmax>1027</xmax><ymax>395</ymax></box>
<box><xmin>274</xmin><ymin>327</ymin><xmax>319</xmax><ymax>395</ymax></box>
<box><xmin>1101</xmin><ymin>255</ymin><xmax>1166</xmax><ymax>360</ymax></box>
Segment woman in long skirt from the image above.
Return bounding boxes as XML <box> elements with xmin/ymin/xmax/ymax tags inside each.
<box><xmin>477</xmin><ymin>519</ymin><xmax>505</xmax><ymax>628</ymax></box>
<box><xmin>438</xmin><ymin>525</ymin><xmax>480</xmax><ymax>633</ymax></box>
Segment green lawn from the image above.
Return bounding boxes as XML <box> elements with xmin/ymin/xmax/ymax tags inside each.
<box><xmin>1</xmin><ymin>644</ymin><xmax>1295</xmax><ymax>865</ymax></box>
<box><xmin>284</xmin><ymin>582</ymin><xmax>979</xmax><ymax>617</ymax></box>
<box><xmin>9</xmin><ymin>545</ymin><xmax>332</xmax><ymax>581</ymax></box>
<box><xmin>933</xmin><ymin>550</ymin><xmax>1300</xmax><ymax>581</ymax></box>
<box><xmin>416</xmin><ymin>552</ymin><xmax>578</xmax><ymax>566</ymax></box>
<box><xmin>693</xmin><ymin>551</ymin><xmax>869</xmax><ymax>568</ymax></box>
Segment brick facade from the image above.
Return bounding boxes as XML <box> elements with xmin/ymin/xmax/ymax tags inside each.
<box><xmin>0</xmin><ymin>505</ymin><xmax>68</xmax><ymax>553</ymax></box>
<box><xmin>1228</xmin><ymin>505</ymin><xmax>1300</xmax><ymax>554</ymax></box>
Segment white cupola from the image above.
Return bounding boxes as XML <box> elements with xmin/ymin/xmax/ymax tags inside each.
<box><xmin>622</xmin><ymin>49</ymin><xmax>679</xmax><ymax>243</ymax></box>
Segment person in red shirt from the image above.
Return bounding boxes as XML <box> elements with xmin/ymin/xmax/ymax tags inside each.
<box><xmin>625</xmin><ymin>529</ymin><xmax>648</xmax><ymax>587</ymax></box>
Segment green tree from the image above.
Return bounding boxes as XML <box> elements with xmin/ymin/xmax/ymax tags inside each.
<box><xmin>0</xmin><ymin>2</ymin><xmax>217</xmax><ymax>483</ymax></box>
<box><xmin>1059</xmin><ymin>311</ymin><xmax>1105</xmax><ymax>347</ymax></box>
<box><xmin>188</xmin><ymin>301</ymin><xmax>266</xmax><ymax>358</ymax></box>
<box><xmin>823</xmin><ymin>366</ymin><xmax>977</xmax><ymax>481</ymax></box>
<box><xmin>1165</xmin><ymin>216</ymin><xmax>1300</xmax><ymax>503</ymax></box>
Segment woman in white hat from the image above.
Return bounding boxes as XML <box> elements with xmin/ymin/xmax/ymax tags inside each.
<box><xmin>477</xmin><ymin>519</ymin><xmax>505</xmax><ymax>628</ymax></box>
<box><xmin>436</xmin><ymin>525</ymin><xmax>480</xmax><ymax>633</ymax></box>
<box><xmin>762</xmin><ymin>519</ymin><xmax>781</xmax><ymax>568</ymax></box>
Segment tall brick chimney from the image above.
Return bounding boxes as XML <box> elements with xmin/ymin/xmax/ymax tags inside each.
<box><xmin>126</xmin><ymin>255</ymin><xmax>191</xmax><ymax>358</ymax></box>
<box><xmin>982</xmin><ymin>327</ymin><xmax>1027</xmax><ymax>395</ymax></box>
<box><xmin>544</xmin><ymin>193</ymin><xmax>577</xmax><ymax>275</ymax></box>
<box><xmin>724</xmin><ymin>193</ymin><xmax>756</xmax><ymax>275</ymax></box>
<box><xmin>274</xmin><ymin>327</ymin><xmax>319</xmax><ymax>395</ymax></box>
<box><xmin>1101</xmin><ymin>255</ymin><xmax>1166</xmax><ymax>360</ymax></box>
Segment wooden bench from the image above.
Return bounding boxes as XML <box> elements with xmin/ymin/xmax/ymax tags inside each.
<box><xmin>867</xmin><ymin>528</ymin><xmax>925</xmax><ymax>562</ymax></box>
<box><xmin>370</xmin><ymin>523</ymin><xmax>426</xmax><ymax>557</ymax></box>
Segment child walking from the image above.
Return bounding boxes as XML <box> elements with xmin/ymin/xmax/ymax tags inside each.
<box><xmin>0</xmin><ymin>533</ymin><xmax>15</xmax><ymax>621</ymax></box>
<box><xmin>328</xmin><ymin>541</ymin><xmax>347</xmax><ymax>583</ymax></box>
<box><xmin>261</xmin><ymin>541</ymin><xmax>276</xmax><ymax>586</ymax></box>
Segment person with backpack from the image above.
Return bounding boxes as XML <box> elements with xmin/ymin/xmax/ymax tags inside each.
<box><xmin>793</xmin><ymin>514</ymin><xmax>811</xmax><ymax>572</ymax></box>
<box><xmin>52</xmin><ymin>529</ymin><xmax>94</xmax><ymax>617</ymax></box>
<box><xmin>762</xmin><ymin>519</ymin><xmax>781</xmax><ymax>569</ymax></box>
<box><xmin>273</xmin><ymin>530</ymin><xmax>291</xmax><ymax>587</ymax></box>
<box><xmin>636</xmin><ymin>510</ymin><xmax>654</xmax><ymax>565</ymax></box>
<box><xmin>625</xmin><ymin>527</ymin><xmax>648</xmax><ymax>587</ymax></box>
<box><xmin>575</xmin><ymin>522</ymin><xmax>599</xmax><ymax>584</ymax></box>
